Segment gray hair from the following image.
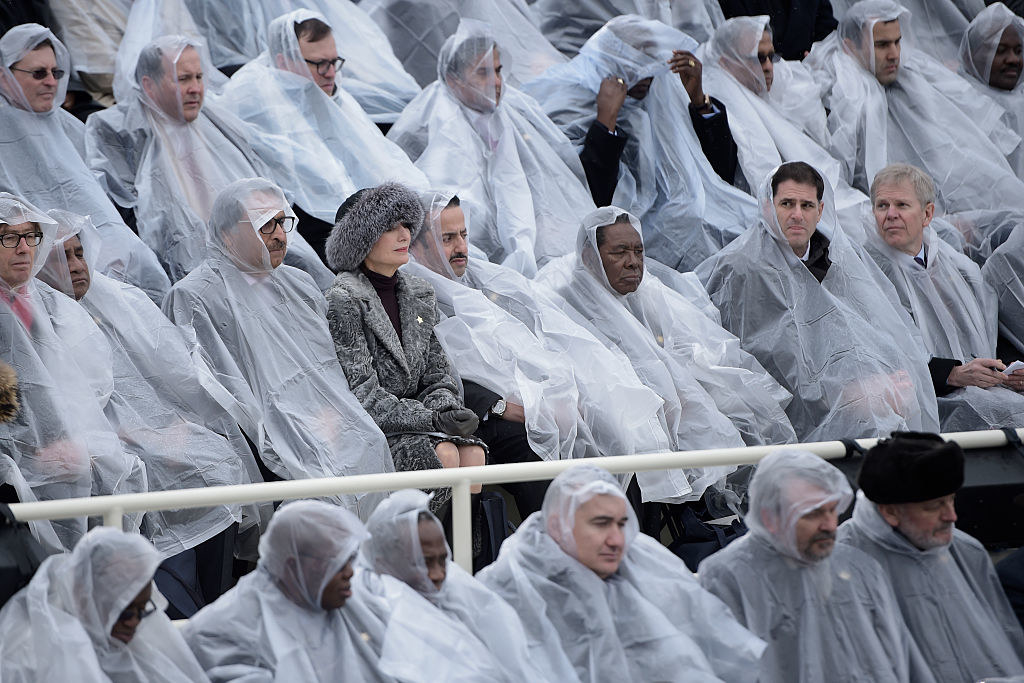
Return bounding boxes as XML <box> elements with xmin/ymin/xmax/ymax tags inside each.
<box><xmin>870</xmin><ymin>163</ymin><xmax>936</xmax><ymax>206</ymax></box>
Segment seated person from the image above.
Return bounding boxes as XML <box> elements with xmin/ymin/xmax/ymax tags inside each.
<box><xmin>838</xmin><ymin>432</ymin><xmax>1024</xmax><ymax>680</ymax></box>
<box><xmin>185</xmin><ymin>499</ymin><xmax>493</xmax><ymax>682</ymax></box>
<box><xmin>862</xmin><ymin>163</ymin><xmax>1024</xmax><ymax>430</ymax></box>
<box><xmin>163</xmin><ymin>178</ymin><xmax>394</xmax><ymax>520</ymax></box>
<box><xmin>36</xmin><ymin>212</ymin><xmax>262</xmax><ymax>569</ymax></box>
<box><xmin>478</xmin><ymin>464</ymin><xmax>766</xmax><ymax>682</ymax></box>
<box><xmin>718</xmin><ymin>0</ymin><xmax>837</xmax><ymax>60</ymax></box>
<box><xmin>362</xmin><ymin>489</ymin><xmax>550</xmax><ymax>680</ymax></box>
<box><xmin>46</xmin><ymin>0</ymin><xmax>124</xmax><ymax>106</ymax></box>
<box><xmin>85</xmin><ymin>35</ymin><xmax>331</xmax><ymax>285</ymax></box>
<box><xmin>806</xmin><ymin>0</ymin><xmax>1024</xmax><ymax>261</ymax></box>
<box><xmin>959</xmin><ymin>3</ymin><xmax>1024</xmax><ymax>178</ymax></box>
<box><xmin>524</xmin><ymin>15</ymin><xmax>759</xmax><ymax>271</ymax></box>
<box><xmin>409</xmin><ymin>191</ymin><xmax>676</xmax><ymax>514</ymax></box>
<box><xmin>0</xmin><ymin>193</ymin><xmax>145</xmax><ymax>549</ymax></box>
<box><xmin>217</xmin><ymin>10</ymin><xmax>428</xmax><ymax>260</ymax></box>
<box><xmin>0</xmin><ymin>24</ymin><xmax>169</xmax><ymax>303</ymax></box>
<box><xmin>0</xmin><ymin>527</ymin><xmax>210</xmax><ymax>681</ymax></box>
<box><xmin>387</xmin><ymin>20</ymin><xmax>596</xmax><ymax>276</ymax></box>
<box><xmin>325</xmin><ymin>183</ymin><xmax>485</xmax><ymax>518</ymax></box>
<box><xmin>697</xmin><ymin>161</ymin><xmax>940</xmax><ymax>441</ymax></box>
<box><xmin>698</xmin><ymin>450</ymin><xmax>928</xmax><ymax>682</ymax></box>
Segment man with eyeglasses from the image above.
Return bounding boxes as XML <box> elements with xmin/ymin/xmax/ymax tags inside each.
<box><xmin>215</xmin><ymin>10</ymin><xmax>427</xmax><ymax>261</ymax></box>
<box><xmin>85</xmin><ymin>34</ymin><xmax>334</xmax><ymax>286</ymax></box>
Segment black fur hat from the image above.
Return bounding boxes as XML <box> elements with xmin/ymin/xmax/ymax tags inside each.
<box><xmin>857</xmin><ymin>432</ymin><xmax>964</xmax><ymax>504</ymax></box>
<box><xmin>0</xmin><ymin>360</ymin><xmax>19</xmax><ymax>424</ymax></box>
<box><xmin>326</xmin><ymin>183</ymin><xmax>424</xmax><ymax>272</ymax></box>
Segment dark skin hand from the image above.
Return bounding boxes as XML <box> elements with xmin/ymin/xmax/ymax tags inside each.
<box><xmin>596</xmin><ymin>76</ymin><xmax>628</xmax><ymax>131</ymax></box>
<box><xmin>668</xmin><ymin>50</ymin><xmax>709</xmax><ymax>108</ymax></box>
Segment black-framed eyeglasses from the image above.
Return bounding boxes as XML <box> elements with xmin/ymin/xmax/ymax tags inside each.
<box><xmin>0</xmin><ymin>231</ymin><xmax>43</xmax><ymax>248</ymax></box>
<box><xmin>258</xmin><ymin>216</ymin><xmax>296</xmax><ymax>234</ymax></box>
<box><xmin>117</xmin><ymin>599</ymin><xmax>158</xmax><ymax>623</ymax></box>
<box><xmin>10</xmin><ymin>67</ymin><xmax>65</xmax><ymax>81</ymax></box>
<box><xmin>304</xmin><ymin>57</ymin><xmax>344</xmax><ymax>77</ymax></box>
<box><xmin>757</xmin><ymin>52</ymin><xmax>781</xmax><ymax>65</ymax></box>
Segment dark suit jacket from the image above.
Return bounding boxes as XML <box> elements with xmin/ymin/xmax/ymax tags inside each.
<box><xmin>718</xmin><ymin>0</ymin><xmax>838</xmax><ymax>60</ymax></box>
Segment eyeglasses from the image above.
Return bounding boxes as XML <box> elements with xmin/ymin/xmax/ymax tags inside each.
<box><xmin>757</xmin><ymin>52</ymin><xmax>780</xmax><ymax>65</ymax></box>
<box><xmin>304</xmin><ymin>57</ymin><xmax>344</xmax><ymax>77</ymax></box>
<box><xmin>10</xmin><ymin>67</ymin><xmax>65</xmax><ymax>81</ymax></box>
<box><xmin>0</xmin><ymin>231</ymin><xmax>43</xmax><ymax>248</ymax></box>
<box><xmin>258</xmin><ymin>215</ymin><xmax>296</xmax><ymax>234</ymax></box>
<box><xmin>117</xmin><ymin>599</ymin><xmax>158</xmax><ymax>623</ymax></box>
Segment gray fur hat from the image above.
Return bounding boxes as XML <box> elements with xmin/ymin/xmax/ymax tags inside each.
<box><xmin>326</xmin><ymin>182</ymin><xmax>424</xmax><ymax>272</ymax></box>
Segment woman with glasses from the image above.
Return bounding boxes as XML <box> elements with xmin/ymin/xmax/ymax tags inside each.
<box><xmin>0</xmin><ymin>527</ymin><xmax>210</xmax><ymax>681</ymax></box>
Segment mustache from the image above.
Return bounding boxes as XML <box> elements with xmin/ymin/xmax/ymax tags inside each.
<box><xmin>810</xmin><ymin>531</ymin><xmax>835</xmax><ymax>544</ymax></box>
<box><xmin>448</xmin><ymin>252</ymin><xmax>468</xmax><ymax>262</ymax></box>
<box><xmin>266</xmin><ymin>239</ymin><xmax>286</xmax><ymax>250</ymax></box>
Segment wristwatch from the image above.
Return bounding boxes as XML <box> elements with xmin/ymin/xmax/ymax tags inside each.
<box><xmin>490</xmin><ymin>399</ymin><xmax>507</xmax><ymax>418</ymax></box>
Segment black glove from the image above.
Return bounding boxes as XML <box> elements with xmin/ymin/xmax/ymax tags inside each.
<box><xmin>432</xmin><ymin>408</ymin><xmax>479</xmax><ymax>436</ymax></box>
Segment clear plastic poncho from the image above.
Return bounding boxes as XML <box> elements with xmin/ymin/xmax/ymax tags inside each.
<box><xmin>0</xmin><ymin>24</ymin><xmax>171</xmax><ymax>304</ymax></box>
<box><xmin>186</xmin><ymin>499</ymin><xmax>500</xmax><ymax>682</ymax></box>
<box><xmin>696</xmin><ymin>165</ymin><xmax>941</xmax><ymax>441</ymax></box>
<box><xmin>213</xmin><ymin>9</ymin><xmax>428</xmax><ymax>227</ymax></box>
<box><xmin>875</xmin><ymin>0</ymin><xmax>986</xmax><ymax>68</ymax></box>
<box><xmin>408</xmin><ymin>191</ymin><xmax>673</xmax><ymax>465</ymax></box>
<box><xmin>530</xmin><ymin>0</ymin><xmax>725</xmax><ymax>56</ymax></box>
<box><xmin>162</xmin><ymin>179</ymin><xmax>394</xmax><ymax>520</ymax></box>
<box><xmin>48</xmin><ymin>0</ymin><xmax>131</xmax><ymax>76</ymax></box>
<box><xmin>478</xmin><ymin>464</ymin><xmax>767</xmax><ymax>683</ymax></box>
<box><xmin>959</xmin><ymin>3</ymin><xmax>1024</xmax><ymax>178</ymax></box>
<box><xmin>0</xmin><ymin>194</ymin><xmax>146</xmax><ymax>549</ymax></box>
<box><xmin>86</xmin><ymin>35</ymin><xmax>332</xmax><ymax>287</ymax></box>
<box><xmin>36</xmin><ymin>212</ymin><xmax>265</xmax><ymax>558</ymax></box>
<box><xmin>700</xmin><ymin>16</ymin><xmax>871</xmax><ymax>227</ymax></box>
<box><xmin>539</xmin><ymin>207</ymin><xmax>800</xmax><ymax>502</ymax></box>
<box><xmin>0</xmin><ymin>452</ymin><xmax>63</xmax><ymax>553</ymax></box>
<box><xmin>860</xmin><ymin>211</ymin><xmax>1024</xmax><ymax>431</ymax></box>
<box><xmin>182</xmin><ymin>0</ymin><xmax>420</xmax><ymax>123</ymax></box>
<box><xmin>983</xmin><ymin>221</ymin><xmax>1024</xmax><ymax>355</ymax></box>
<box><xmin>807</xmin><ymin>1</ymin><xmax>1024</xmax><ymax>261</ymax></box>
<box><xmin>698</xmin><ymin>450</ymin><xmax>932</xmax><ymax>683</ymax></box>
<box><xmin>838</xmin><ymin>491</ymin><xmax>1024</xmax><ymax>681</ymax></box>
<box><xmin>522</xmin><ymin>15</ymin><xmax>758</xmax><ymax>272</ymax></box>
<box><xmin>0</xmin><ymin>527</ymin><xmax>210</xmax><ymax>682</ymax></box>
<box><xmin>362</xmin><ymin>0</ymin><xmax>567</xmax><ymax>88</ymax></box>
<box><xmin>362</xmin><ymin>489</ymin><xmax>551</xmax><ymax>682</ymax></box>
<box><xmin>387</xmin><ymin>19</ymin><xmax>596</xmax><ymax>277</ymax></box>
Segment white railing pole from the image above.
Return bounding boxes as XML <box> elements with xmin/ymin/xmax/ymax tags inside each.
<box><xmin>102</xmin><ymin>506</ymin><xmax>123</xmax><ymax>529</ymax></box>
<box><xmin>452</xmin><ymin>479</ymin><xmax>472</xmax><ymax>572</ymax></box>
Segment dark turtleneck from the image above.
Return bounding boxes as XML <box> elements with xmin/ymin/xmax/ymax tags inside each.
<box><xmin>361</xmin><ymin>265</ymin><xmax>402</xmax><ymax>341</ymax></box>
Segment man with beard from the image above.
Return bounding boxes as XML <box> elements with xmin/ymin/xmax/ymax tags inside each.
<box><xmin>837</xmin><ymin>432</ymin><xmax>1024</xmax><ymax>680</ymax></box>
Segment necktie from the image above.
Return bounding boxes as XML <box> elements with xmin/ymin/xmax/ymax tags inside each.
<box><xmin>6</xmin><ymin>290</ymin><xmax>32</xmax><ymax>332</ymax></box>
<box><xmin>914</xmin><ymin>255</ymin><xmax>926</xmax><ymax>268</ymax></box>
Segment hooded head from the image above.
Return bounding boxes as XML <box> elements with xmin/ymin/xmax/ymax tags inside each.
<box><xmin>0</xmin><ymin>24</ymin><xmax>70</xmax><ymax>113</ymax></box>
<box><xmin>840</xmin><ymin>0</ymin><xmax>909</xmax><ymax>86</ymax></box>
<box><xmin>363</xmin><ymin>489</ymin><xmax>449</xmax><ymax>595</ymax></box>
<box><xmin>706</xmin><ymin>16</ymin><xmax>777</xmax><ymax>95</ymax></box>
<box><xmin>268</xmin><ymin>9</ymin><xmax>342</xmax><ymax>97</ymax></box>
<box><xmin>579</xmin><ymin>206</ymin><xmax>646</xmax><ymax>297</ymax></box>
<box><xmin>0</xmin><ymin>193</ymin><xmax>57</xmax><ymax>293</ymax></box>
<box><xmin>410</xmin><ymin>191</ymin><xmax>470</xmax><ymax>280</ymax></box>
<box><xmin>37</xmin><ymin>210</ymin><xmax>101</xmax><ymax>301</ymax></box>
<box><xmin>208</xmin><ymin>178</ymin><xmax>295</xmax><ymax>274</ymax></box>
<box><xmin>327</xmin><ymin>182</ymin><xmax>423</xmax><ymax>273</ymax></box>
<box><xmin>439</xmin><ymin>20</ymin><xmax>503</xmax><ymax>113</ymax></box>
<box><xmin>135</xmin><ymin>35</ymin><xmax>206</xmax><ymax>123</ymax></box>
<box><xmin>960</xmin><ymin>3</ymin><xmax>1024</xmax><ymax>92</ymax></box>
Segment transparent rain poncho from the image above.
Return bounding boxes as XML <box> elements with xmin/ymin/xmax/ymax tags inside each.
<box><xmin>959</xmin><ymin>3</ymin><xmax>1024</xmax><ymax>178</ymax></box>
<box><xmin>696</xmin><ymin>165</ymin><xmax>941</xmax><ymax>441</ymax></box>
<box><xmin>860</xmin><ymin>209</ymin><xmax>1024</xmax><ymax>431</ymax></box>
<box><xmin>87</xmin><ymin>35</ymin><xmax>332</xmax><ymax>287</ymax></box>
<box><xmin>0</xmin><ymin>24</ymin><xmax>171</xmax><ymax>304</ymax></box>
<box><xmin>698</xmin><ymin>450</ymin><xmax>932</xmax><ymax>683</ymax></box>
<box><xmin>522</xmin><ymin>15</ymin><xmax>758</xmax><ymax>271</ymax></box>
<box><xmin>36</xmin><ymin>211</ymin><xmax>265</xmax><ymax>558</ymax></box>
<box><xmin>877</xmin><ymin>0</ymin><xmax>986</xmax><ymax>68</ymax></box>
<box><xmin>478</xmin><ymin>464</ymin><xmax>767</xmax><ymax>683</ymax></box>
<box><xmin>539</xmin><ymin>207</ymin><xmax>799</xmax><ymax>502</ymax></box>
<box><xmin>48</xmin><ymin>0</ymin><xmax>131</xmax><ymax>76</ymax></box>
<box><xmin>0</xmin><ymin>527</ymin><xmax>210</xmax><ymax>682</ymax></box>
<box><xmin>983</xmin><ymin>222</ymin><xmax>1024</xmax><ymax>355</ymax></box>
<box><xmin>806</xmin><ymin>1</ymin><xmax>1024</xmax><ymax>260</ymax></box>
<box><xmin>838</xmin><ymin>491</ymin><xmax>1024</xmax><ymax>681</ymax></box>
<box><xmin>361</xmin><ymin>0</ymin><xmax>567</xmax><ymax>88</ymax></box>
<box><xmin>387</xmin><ymin>19</ymin><xmax>596</xmax><ymax>277</ymax></box>
<box><xmin>410</xmin><ymin>190</ymin><xmax>675</xmax><ymax>471</ymax></box>
<box><xmin>700</xmin><ymin>16</ymin><xmax>871</xmax><ymax>227</ymax></box>
<box><xmin>530</xmin><ymin>0</ymin><xmax>726</xmax><ymax>56</ymax></box>
<box><xmin>182</xmin><ymin>0</ymin><xmax>420</xmax><ymax>123</ymax></box>
<box><xmin>213</xmin><ymin>9</ymin><xmax>428</xmax><ymax>227</ymax></box>
<box><xmin>186</xmin><ymin>499</ymin><xmax>498</xmax><ymax>682</ymax></box>
<box><xmin>0</xmin><ymin>452</ymin><xmax>63</xmax><ymax>553</ymax></box>
<box><xmin>162</xmin><ymin>179</ymin><xmax>394</xmax><ymax>520</ymax></box>
<box><xmin>362</xmin><ymin>489</ymin><xmax>551</xmax><ymax>682</ymax></box>
<box><xmin>0</xmin><ymin>194</ymin><xmax>146</xmax><ymax>549</ymax></box>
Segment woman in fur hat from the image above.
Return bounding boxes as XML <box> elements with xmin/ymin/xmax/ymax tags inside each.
<box><xmin>324</xmin><ymin>182</ymin><xmax>486</xmax><ymax>516</ymax></box>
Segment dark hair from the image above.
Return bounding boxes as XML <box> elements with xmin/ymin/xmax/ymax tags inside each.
<box><xmin>594</xmin><ymin>213</ymin><xmax>634</xmax><ymax>247</ymax></box>
<box><xmin>444</xmin><ymin>36</ymin><xmax>496</xmax><ymax>79</ymax></box>
<box><xmin>445</xmin><ymin>195</ymin><xmax>461</xmax><ymax>209</ymax></box>
<box><xmin>771</xmin><ymin>161</ymin><xmax>824</xmax><ymax>201</ymax></box>
<box><xmin>294</xmin><ymin>17</ymin><xmax>333</xmax><ymax>43</ymax></box>
<box><xmin>134</xmin><ymin>43</ymin><xmax>167</xmax><ymax>85</ymax></box>
<box><xmin>335</xmin><ymin>188</ymin><xmax>369</xmax><ymax>224</ymax></box>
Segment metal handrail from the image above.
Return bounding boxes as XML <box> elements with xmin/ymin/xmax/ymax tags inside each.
<box><xmin>9</xmin><ymin>428</ymin><xmax>1021</xmax><ymax>571</ymax></box>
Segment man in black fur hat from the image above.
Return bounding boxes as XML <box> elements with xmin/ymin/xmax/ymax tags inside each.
<box><xmin>838</xmin><ymin>432</ymin><xmax>1024</xmax><ymax>681</ymax></box>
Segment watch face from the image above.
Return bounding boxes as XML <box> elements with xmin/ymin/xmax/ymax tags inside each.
<box><xmin>492</xmin><ymin>399</ymin><xmax>506</xmax><ymax>416</ymax></box>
